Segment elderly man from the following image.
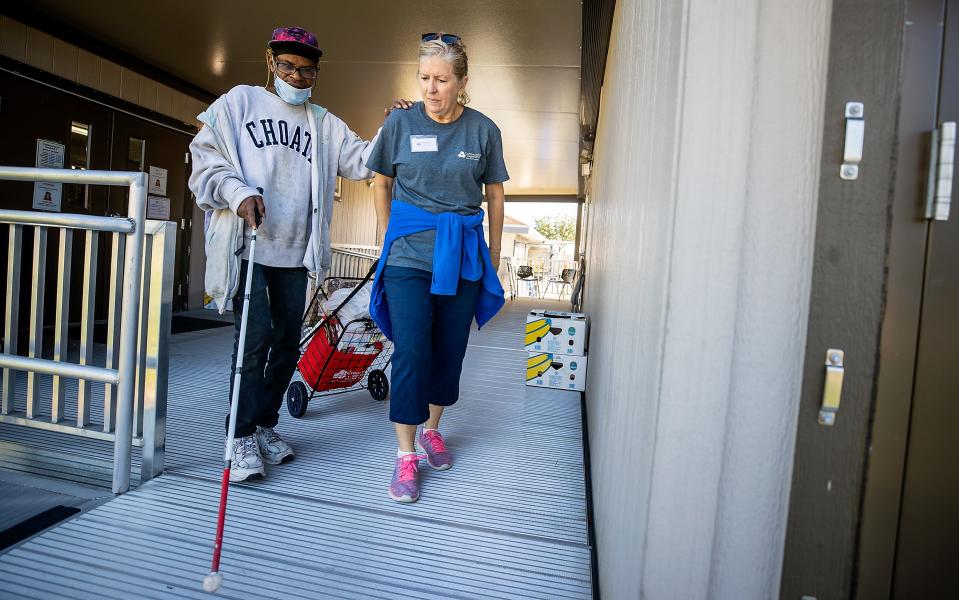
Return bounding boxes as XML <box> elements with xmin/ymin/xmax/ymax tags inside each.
<box><xmin>189</xmin><ymin>27</ymin><xmax>383</xmax><ymax>481</ymax></box>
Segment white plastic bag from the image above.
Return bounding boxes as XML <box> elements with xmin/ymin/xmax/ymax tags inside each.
<box><xmin>324</xmin><ymin>282</ymin><xmax>372</xmax><ymax>324</ymax></box>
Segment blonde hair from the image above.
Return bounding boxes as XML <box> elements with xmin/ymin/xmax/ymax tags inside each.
<box><xmin>418</xmin><ymin>38</ymin><xmax>470</xmax><ymax>105</ymax></box>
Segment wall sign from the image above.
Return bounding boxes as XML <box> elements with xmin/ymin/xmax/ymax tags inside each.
<box><xmin>33</xmin><ymin>139</ymin><xmax>65</xmax><ymax>212</ymax></box>
<box><xmin>147</xmin><ymin>195</ymin><xmax>171</xmax><ymax>220</ymax></box>
<box><xmin>149</xmin><ymin>165</ymin><xmax>168</xmax><ymax>195</ymax></box>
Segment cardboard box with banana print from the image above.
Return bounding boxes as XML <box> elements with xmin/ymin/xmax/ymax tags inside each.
<box><xmin>526</xmin><ymin>352</ymin><xmax>588</xmax><ymax>392</ymax></box>
<box><xmin>525</xmin><ymin>310</ymin><xmax>589</xmax><ymax>356</ymax></box>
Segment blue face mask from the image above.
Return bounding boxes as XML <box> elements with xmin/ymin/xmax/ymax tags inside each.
<box><xmin>274</xmin><ymin>73</ymin><xmax>313</xmax><ymax>105</ymax></box>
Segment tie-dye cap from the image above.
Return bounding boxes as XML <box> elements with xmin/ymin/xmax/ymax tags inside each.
<box><xmin>268</xmin><ymin>27</ymin><xmax>323</xmax><ymax>61</ymax></box>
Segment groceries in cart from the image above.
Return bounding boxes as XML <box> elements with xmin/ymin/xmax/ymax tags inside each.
<box><xmin>324</xmin><ymin>282</ymin><xmax>372</xmax><ymax>323</ymax></box>
<box><xmin>299</xmin><ymin>317</ymin><xmax>382</xmax><ymax>390</ymax></box>
<box><xmin>286</xmin><ymin>264</ymin><xmax>393</xmax><ymax>418</ymax></box>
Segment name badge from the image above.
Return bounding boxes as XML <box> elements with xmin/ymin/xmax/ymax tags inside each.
<box><xmin>410</xmin><ymin>135</ymin><xmax>438</xmax><ymax>152</ymax></box>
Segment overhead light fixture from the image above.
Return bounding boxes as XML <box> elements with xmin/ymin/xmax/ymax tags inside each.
<box><xmin>211</xmin><ymin>39</ymin><xmax>227</xmax><ymax>76</ymax></box>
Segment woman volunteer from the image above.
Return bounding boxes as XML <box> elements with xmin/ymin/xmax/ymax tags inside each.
<box><xmin>365</xmin><ymin>33</ymin><xmax>509</xmax><ymax>503</ymax></box>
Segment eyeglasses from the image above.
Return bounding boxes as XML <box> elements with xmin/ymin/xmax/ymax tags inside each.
<box><xmin>272</xmin><ymin>55</ymin><xmax>318</xmax><ymax>80</ymax></box>
<box><xmin>421</xmin><ymin>32</ymin><xmax>462</xmax><ymax>45</ymax></box>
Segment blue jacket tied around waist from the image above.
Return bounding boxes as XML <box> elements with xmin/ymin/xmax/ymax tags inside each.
<box><xmin>370</xmin><ymin>200</ymin><xmax>506</xmax><ymax>341</ymax></box>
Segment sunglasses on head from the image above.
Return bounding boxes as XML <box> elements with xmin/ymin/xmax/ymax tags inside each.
<box><xmin>421</xmin><ymin>32</ymin><xmax>461</xmax><ymax>45</ymax></box>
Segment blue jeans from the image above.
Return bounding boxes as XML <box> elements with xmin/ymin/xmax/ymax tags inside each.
<box><xmin>383</xmin><ymin>265</ymin><xmax>480</xmax><ymax>425</ymax></box>
<box><xmin>228</xmin><ymin>260</ymin><xmax>307</xmax><ymax>438</ymax></box>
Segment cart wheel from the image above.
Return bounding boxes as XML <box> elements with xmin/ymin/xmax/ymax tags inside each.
<box><xmin>368</xmin><ymin>370</ymin><xmax>389</xmax><ymax>401</ymax></box>
<box><xmin>287</xmin><ymin>381</ymin><xmax>309</xmax><ymax>418</ymax></box>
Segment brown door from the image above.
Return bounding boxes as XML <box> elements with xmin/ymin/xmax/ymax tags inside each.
<box><xmin>108</xmin><ymin>113</ymin><xmax>193</xmax><ymax>311</ymax></box>
<box><xmin>779</xmin><ymin>0</ymin><xmax>914</xmax><ymax>595</ymax></box>
<box><xmin>0</xmin><ymin>71</ymin><xmax>114</xmax><ymax>344</ymax></box>
<box><xmin>0</xmin><ymin>71</ymin><xmax>113</xmax><ymax>213</ymax></box>
<box><xmin>890</xmin><ymin>1</ymin><xmax>959</xmax><ymax>595</ymax></box>
<box><xmin>782</xmin><ymin>1</ymin><xmax>959</xmax><ymax>598</ymax></box>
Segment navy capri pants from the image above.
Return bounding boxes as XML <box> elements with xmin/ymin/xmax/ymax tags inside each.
<box><xmin>382</xmin><ymin>265</ymin><xmax>480</xmax><ymax>425</ymax></box>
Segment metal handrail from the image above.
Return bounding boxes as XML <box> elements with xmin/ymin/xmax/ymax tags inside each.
<box><xmin>332</xmin><ymin>247</ymin><xmax>380</xmax><ymax>260</ymax></box>
<box><xmin>331</xmin><ymin>243</ymin><xmax>381</xmax><ymax>256</ymax></box>
<box><xmin>0</xmin><ymin>209</ymin><xmax>134</xmax><ymax>233</ymax></box>
<box><xmin>0</xmin><ymin>354</ymin><xmax>119</xmax><ymax>384</ymax></box>
<box><xmin>0</xmin><ymin>166</ymin><xmax>143</xmax><ymax>186</ymax></box>
<box><xmin>0</xmin><ymin>165</ymin><xmax>147</xmax><ymax>493</ymax></box>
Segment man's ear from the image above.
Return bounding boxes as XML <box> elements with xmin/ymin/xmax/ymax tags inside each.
<box><xmin>264</xmin><ymin>50</ymin><xmax>274</xmax><ymax>86</ymax></box>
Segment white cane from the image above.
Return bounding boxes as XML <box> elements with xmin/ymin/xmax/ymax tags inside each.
<box><xmin>204</xmin><ymin>188</ymin><xmax>262</xmax><ymax>593</ymax></box>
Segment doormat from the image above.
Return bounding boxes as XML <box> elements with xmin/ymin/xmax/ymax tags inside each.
<box><xmin>171</xmin><ymin>316</ymin><xmax>233</xmax><ymax>335</ymax></box>
<box><xmin>0</xmin><ymin>505</ymin><xmax>81</xmax><ymax>551</ymax></box>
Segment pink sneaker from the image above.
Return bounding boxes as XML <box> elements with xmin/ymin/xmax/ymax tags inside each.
<box><xmin>389</xmin><ymin>454</ymin><xmax>422</xmax><ymax>503</ymax></box>
<box><xmin>417</xmin><ymin>429</ymin><xmax>453</xmax><ymax>470</ymax></box>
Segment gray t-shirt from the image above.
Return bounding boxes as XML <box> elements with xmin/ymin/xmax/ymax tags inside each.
<box><xmin>366</xmin><ymin>102</ymin><xmax>510</xmax><ymax>271</ymax></box>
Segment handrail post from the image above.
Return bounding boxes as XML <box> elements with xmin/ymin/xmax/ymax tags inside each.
<box><xmin>112</xmin><ymin>172</ymin><xmax>148</xmax><ymax>494</ymax></box>
<box><xmin>141</xmin><ymin>220</ymin><xmax>176</xmax><ymax>480</ymax></box>
<box><xmin>2</xmin><ymin>225</ymin><xmax>23</xmax><ymax>414</ymax></box>
<box><xmin>26</xmin><ymin>227</ymin><xmax>48</xmax><ymax>418</ymax></box>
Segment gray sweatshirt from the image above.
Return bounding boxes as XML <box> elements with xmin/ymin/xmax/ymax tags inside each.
<box><xmin>189</xmin><ymin>85</ymin><xmax>378</xmax><ymax>306</ymax></box>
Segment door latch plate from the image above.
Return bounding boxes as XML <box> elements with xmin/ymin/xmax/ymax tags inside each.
<box><xmin>819</xmin><ymin>349</ymin><xmax>845</xmax><ymax>426</ymax></box>
<box><xmin>841</xmin><ymin>102</ymin><xmax>865</xmax><ymax>180</ymax></box>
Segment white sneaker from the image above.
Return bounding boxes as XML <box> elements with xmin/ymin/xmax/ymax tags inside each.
<box><xmin>256</xmin><ymin>426</ymin><xmax>294</xmax><ymax>465</ymax></box>
<box><xmin>229</xmin><ymin>435</ymin><xmax>265</xmax><ymax>482</ymax></box>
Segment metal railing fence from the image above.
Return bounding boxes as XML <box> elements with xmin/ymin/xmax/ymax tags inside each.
<box><xmin>329</xmin><ymin>245</ymin><xmax>379</xmax><ymax>279</ymax></box>
<box><xmin>0</xmin><ymin>166</ymin><xmax>173</xmax><ymax>493</ymax></box>
<box><xmin>327</xmin><ymin>245</ymin><xmax>514</xmax><ymax>301</ymax></box>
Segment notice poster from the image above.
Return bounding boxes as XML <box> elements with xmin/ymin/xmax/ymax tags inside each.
<box><xmin>148</xmin><ymin>166</ymin><xmax>168</xmax><ymax>195</ymax></box>
<box><xmin>147</xmin><ymin>195</ymin><xmax>171</xmax><ymax>220</ymax></box>
<box><xmin>33</xmin><ymin>139</ymin><xmax>65</xmax><ymax>212</ymax></box>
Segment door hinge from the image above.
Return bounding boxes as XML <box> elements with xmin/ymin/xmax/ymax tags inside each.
<box><xmin>184</xmin><ymin>152</ymin><xmax>190</xmax><ymax>164</ymax></box>
<box><xmin>186</xmin><ymin>244</ymin><xmax>191</xmax><ymax>257</ymax></box>
<box><xmin>925</xmin><ymin>122</ymin><xmax>956</xmax><ymax>221</ymax></box>
<box><xmin>177</xmin><ymin>283</ymin><xmax>182</xmax><ymax>296</ymax></box>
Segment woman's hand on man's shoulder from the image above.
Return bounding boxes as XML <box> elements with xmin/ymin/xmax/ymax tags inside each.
<box><xmin>384</xmin><ymin>99</ymin><xmax>415</xmax><ymax>118</ymax></box>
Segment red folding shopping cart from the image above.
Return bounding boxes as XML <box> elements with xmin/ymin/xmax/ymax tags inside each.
<box><xmin>285</xmin><ymin>263</ymin><xmax>392</xmax><ymax>418</ymax></box>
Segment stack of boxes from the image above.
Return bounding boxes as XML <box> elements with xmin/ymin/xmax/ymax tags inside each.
<box><xmin>524</xmin><ymin>310</ymin><xmax>589</xmax><ymax>392</ymax></box>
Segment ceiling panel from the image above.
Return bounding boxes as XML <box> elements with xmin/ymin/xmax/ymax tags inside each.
<box><xmin>22</xmin><ymin>0</ymin><xmax>582</xmax><ymax>195</ymax></box>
